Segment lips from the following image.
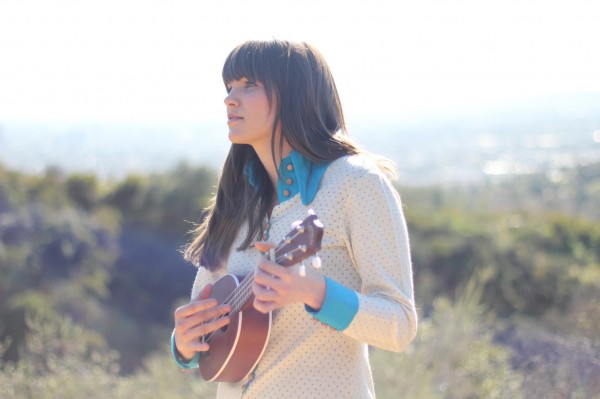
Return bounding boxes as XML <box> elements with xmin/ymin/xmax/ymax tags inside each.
<box><xmin>228</xmin><ymin>114</ymin><xmax>243</xmax><ymax>123</ymax></box>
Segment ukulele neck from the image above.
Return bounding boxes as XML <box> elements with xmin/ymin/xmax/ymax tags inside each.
<box><xmin>224</xmin><ymin>213</ymin><xmax>324</xmax><ymax>313</ymax></box>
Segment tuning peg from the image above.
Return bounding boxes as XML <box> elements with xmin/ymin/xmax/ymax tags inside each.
<box><xmin>312</xmin><ymin>254</ymin><xmax>322</xmax><ymax>269</ymax></box>
<box><xmin>290</xmin><ymin>220</ymin><xmax>304</xmax><ymax>233</ymax></box>
<box><xmin>299</xmin><ymin>262</ymin><xmax>306</xmax><ymax>277</ymax></box>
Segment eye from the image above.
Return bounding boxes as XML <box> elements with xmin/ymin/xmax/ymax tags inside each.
<box><xmin>245</xmin><ymin>80</ymin><xmax>256</xmax><ymax>88</ymax></box>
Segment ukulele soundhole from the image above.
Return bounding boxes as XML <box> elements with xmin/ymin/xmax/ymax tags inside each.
<box><xmin>220</xmin><ymin>313</ymin><xmax>230</xmax><ymax>332</ymax></box>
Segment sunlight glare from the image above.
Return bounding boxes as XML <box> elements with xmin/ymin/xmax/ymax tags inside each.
<box><xmin>0</xmin><ymin>0</ymin><xmax>599</xmax><ymax>122</ymax></box>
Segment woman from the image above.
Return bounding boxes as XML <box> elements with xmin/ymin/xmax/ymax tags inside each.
<box><xmin>172</xmin><ymin>39</ymin><xmax>417</xmax><ymax>398</ymax></box>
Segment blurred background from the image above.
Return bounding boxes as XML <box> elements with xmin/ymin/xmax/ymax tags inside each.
<box><xmin>1</xmin><ymin>0</ymin><xmax>599</xmax><ymax>397</ymax></box>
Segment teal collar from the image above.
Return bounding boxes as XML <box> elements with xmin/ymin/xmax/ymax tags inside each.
<box><xmin>245</xmin><ymin>151</ymin><xmax>330</xmax><ymax>205</ymax></box>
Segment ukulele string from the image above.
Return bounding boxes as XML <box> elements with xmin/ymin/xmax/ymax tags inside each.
<box><xmin>229</xmin><ymin>232</ymin><xmax>309</xmax><ymax>310</ymax></box>
<box><xmin>214</xmin><ymin>227</ymin><xmax>303</xmax><ymax>311</ymax></box>
<box><xmin>227</xmin><ymin>244</ymin><xmax>308</xmax><ymax>313</ymax></box>
<box><xmin>224</xmin><ymin>227</ymin><xmax>305</xmax><ymax>311</ymax></box>
<box><xmin>203</xmin><ymin>228</ymin><xmax>306</xmax><ymax>342</ymax></box>
<box><xmin>204</xmin><ymin>243</ymin><xmax>302</xmax><ymax>344</ymax></box>
<box><xmin>201</xmin><ymin>274</ymin><xmax>254</xmax><ymax>344</ymax></box>
<box><xmin>203</xmin><ymin>246</ymin><xmax>306</xmax><ymax>343</ymax></box>
<box><xmin>202</xmin><ymin>278</ymin><xmax>253</xmax><ymax>344</ymax></box>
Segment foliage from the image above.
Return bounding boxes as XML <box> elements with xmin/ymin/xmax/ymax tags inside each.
<box><xmin>104</xmin><ymin>162</ymin><xmax>216</xmax><ymax>241</ymax></box>
<box><xmin>1</xmin><ymin>160</ymin><xmax>599</xmax><ymax>397</ymax></box>
<box><xmin>101</xmin><ymin>162</ymin><xmax>212</xmax><ymax>371</ymax></box>
<box><xmin>399</xmin><ymin>161</ymin><xmax>600</xmax><ymax>221</ymax></box>
<box><xmin>0</xmin><ymin>197</ymin><xmax>119</xmax><ymax>362</ymax></box>
<box><xmin>500</xmin><ymin>317</ymin><xmax>600</xmax><ymax>399</ymax></box>
<box><xmin>0</xmin><ymin>163</ymin><xmax>210</xmax><ymax>372</ymax></box>
<box><xmin>0</xmin><ymin>311</ymin><xmax>216</xmax><ymax>399</ymax></box>
<box><xmin>372</xmin><ymin>272</ymin><xmax>524</xmax><ymax>399</ymax></box>
<box><xmin>406</xmin><ymin>200</ymin><xmax>600</xmax><ymax>324</ymax></box>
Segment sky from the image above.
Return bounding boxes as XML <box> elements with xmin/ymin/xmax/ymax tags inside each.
<box><xmin>1</xmin><ymin>0</ymin><xmax>600</xmax><ymax>125</ymax></box>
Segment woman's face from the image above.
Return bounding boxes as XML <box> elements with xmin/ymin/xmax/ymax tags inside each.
<box><xmin>224</xmin><ymin>78</ymin><xmax>277</xmax><ymax>150</ymax></box>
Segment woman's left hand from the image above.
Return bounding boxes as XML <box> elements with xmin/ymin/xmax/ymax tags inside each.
<box><xmin>252</xmin><ymin>241</ymin><xmax>326</xmax><ymax>313</ymax></box>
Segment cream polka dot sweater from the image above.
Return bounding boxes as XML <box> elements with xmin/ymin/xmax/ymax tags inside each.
<box><xmin>188</xmin><ymin>154</ymin><xmax>417</xmax><ymax>398</ymax></box>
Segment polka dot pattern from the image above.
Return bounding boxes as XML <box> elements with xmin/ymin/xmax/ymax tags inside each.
<box><xmin>190</xmin><ymin>155</ymin><xmax>417</xmax><ymax>399</ymax></box>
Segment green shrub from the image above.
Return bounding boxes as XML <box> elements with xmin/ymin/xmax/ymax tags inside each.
<box><xmin>0</xmin><ymin>311</ymin><xmax>216</xmax><ymax>399</ymax></box>
<box><xmin>372</xmin><ymin>273</ymin><xmax>524</xmax><ymax>399</ymax></box>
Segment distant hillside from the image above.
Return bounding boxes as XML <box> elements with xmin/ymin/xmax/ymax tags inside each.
<box><xmin>352</xmin><ymin>91</ymin><xmax>600</xmax><ymax>185</ymax></box>
<box><xmin>0</xmin><ymin>121</ymin><xmax>228</xmax><ymax>179</ymax></box>
<box><xmin>400</xmin><ymin>160</ymin><xmax>600</xmax><ymax>221</ymax></box>
<box><xmin>1</xmin><ymin>91</ymin><xmax>599</xmax><ymax>184</ymax></box>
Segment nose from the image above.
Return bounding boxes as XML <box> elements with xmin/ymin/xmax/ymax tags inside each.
<box><xmin>224</xmin><ymin>90</ymin><xmax>239</xmax><ymax>107</ymax></box>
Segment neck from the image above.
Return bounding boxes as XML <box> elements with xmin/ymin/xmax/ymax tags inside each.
<box><xmin>253</xmin><ymin>140</ymin><xmax>292</xmax><ymax>192</ymax></box>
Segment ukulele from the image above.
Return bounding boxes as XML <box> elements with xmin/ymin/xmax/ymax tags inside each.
<box><xmin>198</xmin><ymin>212</ymin><xmax>324</xmax><ymax>383</ymax></box>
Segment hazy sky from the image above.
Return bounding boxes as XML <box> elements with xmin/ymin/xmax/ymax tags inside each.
<box><xmin>1</xmin><ymin>0</ymin><xmax>599</xmax><ymax>124</ymax></box>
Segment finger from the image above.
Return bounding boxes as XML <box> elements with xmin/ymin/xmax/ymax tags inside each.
<box><xmin>187</xmin><ymin>315</ymin><xmax>231</xmax><ymax>338</ymax></box>
<box><xmin>196</xmin><ymin>304</ymin><xmax>232</xmax><ymax>323</ymax></box>
<box><xmin>176</xmin><ymin>334</ymin><xmax>210</xmax><ymax>355</ymax></box>
<box><xmin>253</xmin><ymin>298</ymin><xmax>268</xmax><ymax>313</ymax></box>
<box><xmin>257</xmin><ymin>258</ymin><xmax>290</xmax><ymax>279</ymax></box>
<box><xmin>253</xmin><ymin>282</ymin><xmax>280</xmax><ymax>301</ymax></box>
<box><xmin>253</xmin><ymin>298</ymin><xmax>279</xmax><ymax>314</ymax></box>
<box><xmin>175</xmin><ymin>298</ymin><xmax>220</xmax><ymax>319</ymax></box>
<box><xmin>254</xmin><ymin>269</ymin><xmax>280</xmax><ymax>288</ymax></box>
<box><xmin>193</xmin><ymin>283</ymin><xmax>213</xmax><ymax>301</ymax></box>
<box><xmin>252</xmin><ymin>271</ymin><xmax>289</xmax><ymax>295</ymax></box>
<box><xmin>254</xmin><ymin>241</ymin><xmax>276</xmax><ymax>252</ymax></box>
<box><xmin>188</xmin><ymin>340</ymin><xmax>210</xmax><ymax>352</ymax></box>
<box><xmin>177</xmin><ymin>303</ymin><xmax>231</xmax><ymax>330</ymax></box>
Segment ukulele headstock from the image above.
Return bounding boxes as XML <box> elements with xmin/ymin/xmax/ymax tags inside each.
<box><xmin>275</xmin><ymin>213</ymin><xmax>324</xmax><ymax>268</ymax></box>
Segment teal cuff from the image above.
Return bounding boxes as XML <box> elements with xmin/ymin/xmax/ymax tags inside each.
<box><xmin>171</xmin><ymin>330</ymin><xmax>200</xmax><ymax>369</ymax></box>
<box><xmin>305</xmin><ymin>277</ymin><xmax>359</xmax><ymax>331</ymax></box>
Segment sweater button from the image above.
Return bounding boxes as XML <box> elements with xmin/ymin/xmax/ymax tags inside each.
<box><xmin>283</xmin><ymin>189</ymin><xmax>290</xmax><ymax>197</ymax></box>
<box><xmin>286</xmin><ymin>163</ymin><xmax>294</xmax><ymax>172</ymax></box>
<box><xmin>286</xmin><ymin>178</ymin><xmax>293</xmax><ymax>185</ymax></box>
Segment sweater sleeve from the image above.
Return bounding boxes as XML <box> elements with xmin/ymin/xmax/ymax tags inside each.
<box><xmin>337</xmin><ymin>170</ymin><xmax>417</xmax><ymax>352</ymax></box>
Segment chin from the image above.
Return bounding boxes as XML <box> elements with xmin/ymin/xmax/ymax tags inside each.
<box><xmin>228</xmin><ymin>129</ymin><xmax>271</xmax><ymax>148</ymax></box>
<box><xmin>228</xmin><ymin>131</ymin><xmax>246</xmax><ymax>145</ymax></box>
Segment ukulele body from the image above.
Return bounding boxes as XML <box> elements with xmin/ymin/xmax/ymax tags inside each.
<box><xmin>198</xmin><ymin>213</ymin><xmax>324</xmax><ymax>383</ymax></box>
<box><xmin>199</xmin><ymin>274</ymin><xmax>271</xmax><ymax>383</ymax></box>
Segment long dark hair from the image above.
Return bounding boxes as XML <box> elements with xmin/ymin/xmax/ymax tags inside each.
<box><xmin>184</xmin><ymin>40</ymin><xmax>393</xmax><ymax>270</ymax></box>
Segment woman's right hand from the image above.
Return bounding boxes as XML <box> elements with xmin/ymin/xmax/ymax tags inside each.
<box><xmin>173</xmin><ymin>283</ymin><xmax>231</xmax><ymax>362</ymax></box>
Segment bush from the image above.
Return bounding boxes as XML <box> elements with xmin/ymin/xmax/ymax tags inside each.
<box><xmin>0</xmin><ymin>311</ymin><xmax>216</xmax><ymax>399</ymax></box>
<box><xmin>372</xmin><ymin>272</ymin><xmax>524</xmax><ymax>399</ymax></box>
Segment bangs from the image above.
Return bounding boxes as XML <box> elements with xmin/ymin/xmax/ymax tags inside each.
<box><xmin>223</xmin><ymin>48</ymin><xmax>254</xmax><ymax>84</ymax></box>
<box><xmin>222</xmin><ymin>40</ymin><xmax>286</xmax><ymax>88</ymax></box>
